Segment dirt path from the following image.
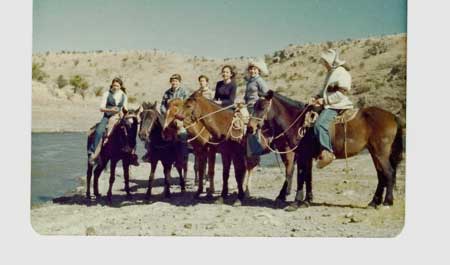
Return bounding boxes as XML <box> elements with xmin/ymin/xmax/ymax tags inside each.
<box><xmin>31</xmin><ymin>153</ymin><xmax>405</xmax><ymax>237</ymax></box>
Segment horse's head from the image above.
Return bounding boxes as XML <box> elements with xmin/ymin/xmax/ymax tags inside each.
<box><xmin>164</xmin><ymin>91</ymin><xmax>203</xmax><ymax>128</ymax></box>
<box><xmin>138</xmin><ymin>101</ymin><xmax>159</xmax><ymax>141</ymax></box>
<box><xmin>247</xmin><ymin>90</ymin><xmax>274</xmax><ymax>135</ymax></box>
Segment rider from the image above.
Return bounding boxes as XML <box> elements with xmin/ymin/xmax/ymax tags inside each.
<box><xmin>214</xmin><ymin>65</ymin><xmax>237</xmax><ymax>107</ymax></box>
<box><xmin>88</xmin><ymin>77</ymin><xmax>139</xmax><ymax>166</ymax></box>
<box><xmin>244</xmin><ymin>60</ymin><xmax>270</xmax><ymax>114</ymax></box>
<box><xmin>309</xmin><ymin>49</ymin><xmax>353</xmax><ymax>169</ymax></box>
<box><xmin>143</xmin><ymin>74</ymin><xmax>188</xmax><ymax>162</ymax></box>
<box><xmin>197</xmin><ymin>75</ymin><xmax>213</xmax><ymax>100</ymax></box>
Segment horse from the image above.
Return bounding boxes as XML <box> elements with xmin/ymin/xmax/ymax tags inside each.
<box><xmin>86</xmin><ymin>109</ymin><xmax>140</xmax><ymax>203</ymax></box>
<box><xmin>138</xmin><ymin>101</ymin><xmax>187</xmax><ymax>198</ymax></box>
<box><xmin>163</xmin><ymin>98</ymin><xmax>218</xmax><ymax>198</ymax></box>
<box><xmin>248</xmin><ymin>90</ymin><xmax>404</xmax><ymax>208</ymax></box>
<box><xmin>163</xmin><ymin>91</ymin><xmax>258</xmax><ymax>204</ymax></box>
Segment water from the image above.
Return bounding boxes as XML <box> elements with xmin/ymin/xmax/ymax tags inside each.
<box><xmin>31</xmin><ymin>132</ymin><xmax>279</xmax><ymax>205</ymax></box>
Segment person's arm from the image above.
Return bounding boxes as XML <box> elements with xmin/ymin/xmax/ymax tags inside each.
<box><xmin>257</xmin><ymin>78</ymin><xmax>269</xmax><ymax>97</ymax></box>
<box><xmin>121</xmin><ymin>93</ymin><xmax>128</xmax><ymax>112</ymax></box>
<box><xmin>213</xmin><ymin>82</ymin><xmax>220</xmax><ymax>101</ymax></box>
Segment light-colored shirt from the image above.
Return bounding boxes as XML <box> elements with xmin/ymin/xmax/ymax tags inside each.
<box><xmin>100</xmin><ymin>89</ymin><xmax>128</xmax><ymax>110</ymax></box>
<box><xmin>244</xmin><ymin>75</ymin><xmax>269</xmax><ymax>106</ymax></box>
<box><xmin>198</xmin><ymin>87</ymin><xmax>213</xmax><ymax>100</ymax></box>
<box><xmin>317</xmin><ymin>66</ymin><xmax>353</xmax><ymax>110</ymax></box>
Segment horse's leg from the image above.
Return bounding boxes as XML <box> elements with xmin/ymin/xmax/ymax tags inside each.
<box><xmin>93</xmin><ymin>162</ymin><xmax>106</xmax><ymax>197</ymax></box>
<box><xmin>207</xmin><ymin>147</ymin><xmax>216</xmax><ymax>195</ymax></box>
<box><xmin>233</xmin><ymin>152</ymin><xmax>246</xmax><ymax>204</ymax></box>
<box><xmin>194</xmin><ymin>151</ymin><xmax>205</xmax><ymax>198</ymax></box>
<box><xmin>304</xmin><ymin>157</ymin><xmax>314</xmax><ymax>204</ymax></box>
<box><xmin>368</xmin><ymin>146</ymin><xmax>395</xmax><ymax>206</ymax></box>
<box><xmin>176</xmin><ymin>163</ymin><xmax>186</xmax><ymax>193</ymax></box>
<box><xmin>122</xmin><ymin>159</ymin><xmax>132</xmax><ymax>199</ymax></box>
<box><xmin>86</xmin><ymin>162</ymin><xmax>93</xmax><ymax>198</ymax></box>
<box><xmin>163</xmin><ymin>164</ymin><xmax>172</xmax><ymax>198</ymax></box>
<box><xmin>193</xmin><ymin>153</ymin><xmax>199</xmax><ymax>185</ymax></box>
<box><xmin>106</xmin><ymin>159</ymin><xmax>117</xmax><ymax>202</ymax></box>
<box><xmin>276</xmin><ymin>152</ymin><xmax>295</xmax><ymax>201</ymax></box>
<box><xmin>220</xmin><ymin>152</ymin><xmax>232</xmax><ymax>200</ymax></box>
<box><xmin>295</xmin><ymin>156</ymin><xmax>307</xmax><ymax>203</ymax></box>
<box><xmin>369</xmin><ymin>170</ymin><xmax>386</xmax><ymax>207</ymax></box>
<box><xmin>145</xmin><ymin>160</ymin><xmax>157</xmax><ymax>199</ymax></box>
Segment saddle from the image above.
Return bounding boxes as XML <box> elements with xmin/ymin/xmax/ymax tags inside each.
<box><xmin>334</xmin><ymin>108</ymin><xmax>359</xmax><ymax>124</ymax></box>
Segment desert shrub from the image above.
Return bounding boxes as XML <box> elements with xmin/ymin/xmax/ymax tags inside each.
<box><xmin>94</xmin><ymin>86</ymin><xmax>104</xmax><ymax>97</ymax></box>
<box><xmin>134</xmin><ymin>81</ymin><xmax>139</xmax><ymax>87</ymax></box>
<box><xmin>73</xmin><ymin>59</ymin><xmax>79</xmax><ymax>66</ymax></box>
<box><xmin>326</xmin><ymin>41</ymin><xmax>333</xmax><ymax>49</ymax></box>
<box><xmin>363</xmin><ymin>41</ymin><xmax>388</xmax><ymax>58</ymax></box>
<box><xmin>317</xmin><ymin>70</ymin><xmax>325</xmax><ymax>77</ymax></box>
<box><xmin>279</xmin><ymin>72</ymin><xmax>288</xmax><ymax>80</ymax></box>
<box><xmin>32</xmin><ymin>62</ymin><xmax>48</xmax><ymax>82</ymax></box>
<box><xmin>69</xmin><ymin>75</ymin><xmax>89</xmax><ymax>98</ymax></box>
<box><xmin>56</xmin><ymin>74</ymin><xmax>68</xmax><ymax>88</ymax></box>
<box><xmin>128</xmin><ymin>95</ymin><xmax>137</xmax><ymax>104</ymax></box>
<box><xmin>122</xmin><ymin>57</ymin><xmax>128</xmax><ymax>62</ymax></box>
<box><xmin>276</xmin><ymin>86</ymin><xmax>287</xmax><ymax>93</ymax></box>
<box><xmin>359</xmin><ymin>62</ymin><xmax>365</xmax><ymax>69</ymax></box>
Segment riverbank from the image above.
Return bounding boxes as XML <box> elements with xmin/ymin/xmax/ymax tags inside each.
<box><xmin>30</xmin><ymin>153</ymin><xmax>405</xmax><ymax>237</ymax></box>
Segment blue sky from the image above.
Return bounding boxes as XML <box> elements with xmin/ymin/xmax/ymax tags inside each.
<box><xmin>33</xmin><ymin>0</ymin><xmax>407</xmax><ymax>58</ymax></box>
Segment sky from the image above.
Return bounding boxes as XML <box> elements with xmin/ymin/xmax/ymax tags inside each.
<box><xmin>33</xmin><ymin>0</ymin><xmax>407</xmax><ymax>58</ymax></box>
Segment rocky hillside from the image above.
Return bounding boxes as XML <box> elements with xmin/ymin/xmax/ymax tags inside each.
<box><xmin>32</xmin><ymin>33</ymin><xmax>406</xmax><ymax>132</ymax></box>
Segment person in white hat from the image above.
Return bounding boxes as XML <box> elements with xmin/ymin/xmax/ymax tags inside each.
<box><xmin>309</xmin><ymin>49</ymin><xmax>353</xmax><ymax>169</ymax></box>
<box><xmin>244</xmin><ymin>59</ymin><xmax>270</xmax><ymax>114</ymax></box>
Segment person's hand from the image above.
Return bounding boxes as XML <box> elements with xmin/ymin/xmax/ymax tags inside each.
<box><xmin>215</xmin><ymin>100</ymin><xmax>222</xmax><ymax>105</ymax></box>
<box><xmin>112</xmin><ymin>107</ymin><xmax>120</xmax><ymax>113</ymax></box>
<box><xmin>308</xmin><ymin>97</ymin><xmax>317</xmax><ymax>105</ymax></box>
<box><xmin>315</xmin><ymin>98</ymin><xmax>324</xmax><ymax>106</ymax></box>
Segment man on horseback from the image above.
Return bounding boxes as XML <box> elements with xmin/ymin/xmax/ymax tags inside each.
<box><xmin>309</xmin><ymin>49</ymin><xmax>353</xmax><ymax>169</ymax></box>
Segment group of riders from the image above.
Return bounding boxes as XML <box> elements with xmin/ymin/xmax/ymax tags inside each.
<box><xmin>87</xmin><ymin>49</ymin><xmax>353</xmax><ymax>170</ymax></box>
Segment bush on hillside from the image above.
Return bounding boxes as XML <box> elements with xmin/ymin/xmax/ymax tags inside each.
<box><xmin>56</xmin><ymin>74</ymin><xmax>68</xmax><ymax>88</ymax></box>
<box><xmin>32</xmin><ymin>62</ymin><xmax>48</xmax><ymax>82</ymax></box>
<box><xmin>69</xmin><ymin>75</ymin><xmax>89</xmax><ymax>98</ymax></box>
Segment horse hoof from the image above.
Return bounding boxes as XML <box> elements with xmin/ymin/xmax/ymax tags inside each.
<box><xmin>299</xmin><ymin>201</ymin><xmax>310</xmax><ymax>208</ymax></box>
<box><xmin>215</xmin><ymin>197</ymin><xmax>225</xmax><ymax>205</ymax></box>
<box><xmin>164</xmin><ymin>193</ymin><xmax>171</xmax><ymax>199</ymax></box>
<box><xmin>285</xmin><ymin>202</ymin><xmax>299</xmax><ymax>212</ymax></box>
<box><xmin>274</xmin><ymin>198</ymin><xmax>286</xmax><ymax>209</ymax></box>
<box><xmin>205</xmin><ymin>192</ymin><xmax>214</xmax><ymax>200</ymax></box>
<box><xmin>126</xmin><ymin>193</ymin><xmax>133</xmax><ymax>200</ymax></box>
<box><xmin>233</xmin><ymin>199</ymin><xmax>242</xmax><ymax>207</ymax></box>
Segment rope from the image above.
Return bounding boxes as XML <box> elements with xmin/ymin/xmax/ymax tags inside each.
<box><xmin>273</xmin><ymin>105</ymin><xmax>312</xmax><ymax>140</ymax></box>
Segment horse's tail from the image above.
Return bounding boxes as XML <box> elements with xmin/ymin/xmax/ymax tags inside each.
<box><xmin>390</xmin><ymin>116</ymin><xmax>404</xmax><ymax>186</ymax></box>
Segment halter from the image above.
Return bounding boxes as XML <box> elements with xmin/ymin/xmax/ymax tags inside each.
<box><xmin>251</xmin><ymin>98</ymin><xmax>317</xmax><ymax>154</ymax></box>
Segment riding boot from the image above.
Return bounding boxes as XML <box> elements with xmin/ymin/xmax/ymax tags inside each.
<box><xmin>316</xmin><ymin>149</ymin><xmax>335</xmax><ymax>169</ymax></box>
<box><xmin>129</xmin><ymin>151</ymin><xmax>140</xmax><ymax>167</ymax></box>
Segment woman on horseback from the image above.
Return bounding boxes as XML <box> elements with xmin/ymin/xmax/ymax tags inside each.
<box><xmin>213</xmin><ymin>65</ymin><xmax>237</xmax><ymax>107</ymax></box>
<box><xmin>309</xmin><ymin>49</ymin><xmax>353</xmax><ymax>168</ymax></box>
<box><xmin>88</xmin><ymin>77</ymin><xmax>138</xmax><ymax>166</ymax></box>
<box><xmin>244</xmin><ymin>60</ymin><xmax>269</xmax><ymax>114</ymax></box>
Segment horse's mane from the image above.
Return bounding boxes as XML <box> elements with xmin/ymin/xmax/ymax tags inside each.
<box><xmin>189</xmin><ymin>91</ymin><xmax>234</xmax><ymax>114</ymax></box>
<box><xmin>272</xmin><ymin>91</ymin><xmax>306</xmax><ymax>110</ymax></box>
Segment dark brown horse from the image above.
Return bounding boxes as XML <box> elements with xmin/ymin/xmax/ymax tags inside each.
<box><xmin>163</xmin><ymin>92</ymin><xmax>258</xmax><ymax>204</ymax></box>
<box><xmin>137</xmin><ymin>101</ymin><xmax>187</xmax><ymax>198</ymax></box>
<box><xmin>248</xmin><ymin>90</ymin><xmax>403</xmax><ymax>207</ymax></box>
<box><xmin>86</xmin><ymin>109</ymin><xmax>140</xmax><ymax>203</ymax></box>
<box><xmin>163</xmin><ymin>98</ymin><xmax>218</xmax><ymax>198</ymax></box>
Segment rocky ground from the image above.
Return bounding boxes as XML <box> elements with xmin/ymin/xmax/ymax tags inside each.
<box><xmin>31</xmin><ymin>153</ymin><xmax>405</xmax><ymax>237</ymax></box>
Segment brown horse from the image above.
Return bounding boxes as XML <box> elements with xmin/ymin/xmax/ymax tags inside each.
<box><xmin>163</xmin><ymin>98</ymin><xmax>218</xmax><ymax>198</ymax></box>
<box><xmin>163</xmin><ymin>92</ymin><xmax>258</xmax><ymax>204</ymax></box>
<box><xmin>86</xmin><ymin>109</ymin><xmax>140</xmax><ymax>203</ymax></box>
<box><xmin>137</xmin><ymin>101</ymin><xmax>187</xmax><ymax>198</ymax></box>
<box><xmin>248</xmin><ymin>90</ymin><xmax>403</xmax><ymax>207</ymax></box>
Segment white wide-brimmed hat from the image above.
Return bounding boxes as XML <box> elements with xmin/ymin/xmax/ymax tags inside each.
<box><xmin>320</xmin><ymin>49</ymin><xmax>346</xmax><ymax>68</ymax></box>
<box><xmin>248</xmin><ymin>59</ymin><xmax>269</xmax><ymax>75</ymax></box>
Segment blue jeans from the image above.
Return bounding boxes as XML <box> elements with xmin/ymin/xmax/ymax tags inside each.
<box><xmin>313</xmin><ymin>108</ymin><xmax>338</xmax><ymax>152</ymax></box>
<box><xmin>88</xmin><ymin>116</ymin><xmax>108</xmax><ymax>154</ymax></box>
